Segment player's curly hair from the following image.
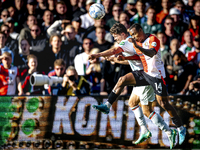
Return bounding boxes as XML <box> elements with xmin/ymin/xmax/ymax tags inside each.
<box><xmin>110</xmin><ymin>23</ymin><xmax>128</xmax><ymax>35</ymax></box>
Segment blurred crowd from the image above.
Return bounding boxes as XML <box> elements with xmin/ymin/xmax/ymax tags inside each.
<box><xmin>0</xmin><ymin>0</ymin><xmax>200</xmax><ymax>96</ymax></box>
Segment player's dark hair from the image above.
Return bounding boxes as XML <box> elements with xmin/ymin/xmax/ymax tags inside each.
<box><xmin>110</xmin><ymin>23</ymin><xmax>128</xmax><ymax>35</ymax></box>
<box><xmin>129</xmin><ymin>23</ymin><xmax>143</xmax><ymax>31</ymax></box>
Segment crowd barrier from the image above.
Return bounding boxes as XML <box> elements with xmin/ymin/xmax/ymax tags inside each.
<box><xmin>0</xmin><ymin>95</ymin><xmax>199</xmax><ymax>149</ymax></box>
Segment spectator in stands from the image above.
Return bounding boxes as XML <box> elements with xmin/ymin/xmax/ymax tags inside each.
<box><xmin>119</xmin><ymin>11</ymin><xmax>130</xmax><ymax>25</ymax></box>
<box><xmin>174</xmin><ymin>0</ymin><xmax>190</xmax><ymax>24</ymax></box>
<box><xmin>22</xmin><ymin>54</ymin><xmax>45</xmax><ymax>95</ymax></box>
<box><xmin>173</xmin><ymin>50</ymin><xmax>197</xmax><ymax>95</ymax></box>
<box><xmin>0</xmin><ymin>9</ymin><xmax>9</xmax><ymax>26</ymax></box>
<box><xmin>42</xmin><ymin>34</ymin><xmax>68</xmax><ymax>74</ymax></box>
<box><xmin>7</xmin><ymin>6</ymin><xmax>17</xmax><ymax>23</ymax></box>
<box><xmin>70</xmin><ymin>0</ymin><xmax>86</xmax><ymax>18</ymax></box>
<box><xmin>156</xmin><ymin>0</ymin><xmax>171</xmax><ymax>24</ymax></box>
<box><xmin>162</xmin><ymin>38</ymin><xmax>180</xmax><ymax>93</ymax></box>
<box><xmin>0</xmin><ymin>31</ymin><xmax>14</xmax><ymax>62</ymax></box>
<box><xmin>179</xmin><ymin>30</ymin><xmax>195</xmax><ymax>58</ymax></box>
<box><xmin>157</xmin><ymin>31</ymin><xmax>169</xmax><ymax>59</ymax></box>
<box><xmin>83</xmin><ymin>18</ymin><xmax>114</xmax><ymax>43</ymax></box>
<box><xmin>93</xmin><ymin>26</ymin><xmax>113</xmax><ymax>52</ymax></box>
<box><xmin>187</xmin><ymin>35</ymin><xmax>200</xmax><ymax>64</ymax></box>
<box><xmin>48</xmin><ymin>59</ymin><xmax>66</xmax><ymax>95</ymax></box>
<box><xmin>169</xmin><ymin>7</ymin><xmax>188</xmax><ymax>38</ymax></box>
<box><xmin>163</xmin><ymin>16</ymin><xmax>181</xmax><ymax>46</ymax></box>
<box><xmin>36</xmin><ymin>0</ymin><xmax>48</xmax><ymax>22</ymax></box>
<box><xmin>60</xmin><ymin>66</ymin><xmax>91</xmax><ymax>95</ymax></box>
<box><xmin>19</xmin><ymin>14</ymin><xmax>38</xmax><ymax>41</ymax></box>
<box><xmin>186</xmin><ymin>76</ymin><xmax>200</xmax><ymax>95</ymax></box>
<box><xmin>0</xmin><ymin>52</ymin><xmax>23</xmax><ymax>95</ymax></box>
<box><xmin>71</xmin><ymin>16</ymin><xmax>86</xmax><ymax>43</ymax></box>
<box><xmin>124</xmin><ymin>0</ymin><xmax>137</xmax><ymax>19</ymax></box>
<box><xmin>61</xmin><ymin>25</ymin><xmax>82</xmax><ymax>66</ymax></box>
<box><xmin>14</xmin><ymin>0</ymin><xmax>26</xmax><ymax>26</ymax></box>
<box><xmin>14</xmin><ymin>39</ymin><xmax>32</xmax><ymax>81</ymax></box>
<box><xmin>5</xmin><ymin>17</ymin><xmax>19</xmax><ymax>40</ymax></box>
<box><xmin>25</xmin><ymin>0</ymin><xmax>43</xmax><ymax>25</ymax></box>
<box><xmin>106</xmin><ymin>3</ymin><xmax>122</xmax><ymax>29</ymax></box>
<box><xmin>102</xmin><ymin>0</ymin><xmax>114</xmax><ymax>22</ymax></box>
<box><xmin>80</xmin><ymin>0</ymin><xmax>95</xmax><ymax>29</ymax></box>
<box><xmin>185</xmin><ymin>0</ymin><xmax>195</xmax><ymax>18</ymax></box>
<box><xmin>120</xmin><ymin>19</ymin><xmax>130</xmax><ymax>29</ymax></box>
<box><xmin>130</xmin><ymin>0</ymin><xmax>147</xmax><ymax>24</ymax></box>
<box><xmin>47</xmin><ymin>18</ymin><xmax>71</xmax><ymax>38</ymax></box>
<box><xmin>196</xmin><ymin>61</ymin><xmax>200</xmax><ymax>76</ymax></box>
<box><xmin>29</xmin><ymin>24</ymin><xmax>47</xmax><ymax>53</ymax></box>
<box><xmin>74</xmin><ymin>38</ymin><xmax>94</xmax><ymax>76</ymax></box>
<box><xmin>193</xmin><ymin>0</ymin><xmax>200</xmax><ymax>20</ymax></box>
<box><xmin>188</xmin><ymin>15</ymin><xmax>199</xmax><ymax>38</ymax></box>
<box><xmin>47</xmin><ymin>0</ymin><xmax>57</xmax><ymax>14</ymax></box>
<box><xmin>54</xmin><ymin>1</ymin><xmax>71</xmax><ymax>20</ymax></box>
<box><xmin>86</xmin><ymin>48</ymin><xmax>102</xmax><ymax>95</ymax></box>
<box><xmin>1</xmin><ymin>24</ymin><xmax>18</xmax><ymax>57</ymax></box>
<box><xmin>41</xmin><ymin>10</ymin><xmax>54</xmax><ymax>37</ymax></box>
<box><xmin>141</xmin><ymin>6</ymin><xmax>162</xmax><ymax>35</ymax></box>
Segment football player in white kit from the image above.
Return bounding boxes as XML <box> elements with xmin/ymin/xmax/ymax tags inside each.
<box><xmin>89</xmin><ymin>23</ymin><xmax>177</xmax><ymax>149</ymax></box>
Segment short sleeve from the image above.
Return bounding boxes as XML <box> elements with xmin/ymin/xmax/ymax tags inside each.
<box><xmin>149</xmin><ymin>35</ymin><xmax>160</xmax><ymax>52</ymax></box>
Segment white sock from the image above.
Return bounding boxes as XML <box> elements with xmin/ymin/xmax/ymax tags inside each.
<box><xmin>149</xmin><ymin>111</ymin><xmax>171</xmax><ymax>136</ymax></box>
<box><xmin>105</xmin><ymin>101</ymin><xmax>112</xmax><ymax>108</ymax></box>
<box><xmin>177</xmin><ymin>126</ymin><xmax>184</xmax><ymax>132</ymax></box>
<box><xmin>131</xmin><ymin>105</ymin><xmax>148</xmax><ymax>134</ymax></box>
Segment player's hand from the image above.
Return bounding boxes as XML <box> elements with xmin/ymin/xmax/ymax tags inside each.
<box><xmin>117</xmin><ymin>55</ymin><xmax>125</xmax><ymax>61</ymax></box>
<box><xmin>105</xmin><ymin>56</ymin><xmax>114</xmax><ymax>61</ymax></box>
<box><xmin>128</xmin><ymin>38</ymin><xmax>137</xmax><ymax>46</ymax></box>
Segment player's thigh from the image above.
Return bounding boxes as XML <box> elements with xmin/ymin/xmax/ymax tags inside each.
<box><xmin>119</xmin><ymin>72</ymin><xmax>137</xmax><ymax>85</ymax></box>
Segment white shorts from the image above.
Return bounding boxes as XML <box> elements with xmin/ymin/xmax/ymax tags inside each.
<box><xmin>132</xmin><ymin>85</ymin><xmax>155</xmax><ymax>105</ymax></box>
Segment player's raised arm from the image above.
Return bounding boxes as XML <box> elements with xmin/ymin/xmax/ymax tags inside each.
<box><xmin>88</xmin><ymin>47</ymin><xmax>123</xmax><ymax>60</ymax></box>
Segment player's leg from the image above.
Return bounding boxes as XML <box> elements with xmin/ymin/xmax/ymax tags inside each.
<box><xmin>128</xmin><ymin>87</ymin><xmax>152</xmax><ymax>145</ymax></box>
<box><xmin>141</xmin><ymin>71</ymin><xmax>186</xmax><ymax>145</ymax></box>
<box><xmin>156</xmin><ymin>95</ymin><xmax>186</xmax><ymax>145</ymax></box>
<box><xmin>93</xmin><ymin>72</ymin><xmax>137</xmax><ymax>114</ymax></box>
<box><xmin>142</xmin><ymin>103</ymin><xmax>177</xmax><ymax>149</ymax></box>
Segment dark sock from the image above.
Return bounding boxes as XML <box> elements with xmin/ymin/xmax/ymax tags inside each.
<box><xmin>171</xmin><ymin>115</ymin><xmax>183</xmax><ymax>128</ymax></box>
<box><xmin>107</xmin><ymin>91</ymin><xmax>118</xmax><ymax>105</ymax></box>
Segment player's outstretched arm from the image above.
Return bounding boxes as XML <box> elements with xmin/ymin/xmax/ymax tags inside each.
<box><xmin>106</xmin><ymin>56</ymin><xmax>129</xmax><ymax>65</ymax></box>
<box><xmin>128</xmin><ymin>38</ymin><xmax>156</xmax><ymax>57</ymax></box>
<box><xmin>88</xmin><ymin>47</ymin><xmax>123</xmax><ymax>60</ymax></box>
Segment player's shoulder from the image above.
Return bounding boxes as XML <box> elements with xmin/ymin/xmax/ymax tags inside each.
<box><xmin>148</xmin><ymin>34</ymin><xmax>160</xmax><ymax>45</ymax></box>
